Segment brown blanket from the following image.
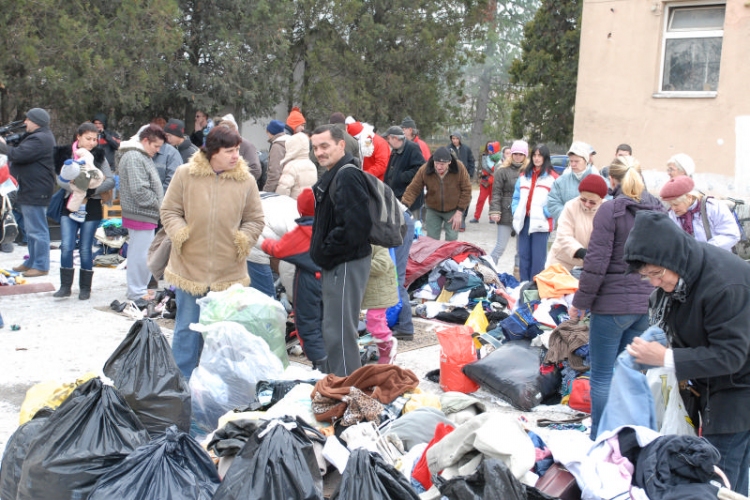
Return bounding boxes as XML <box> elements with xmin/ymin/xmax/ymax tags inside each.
<box><xmin>544</xmin><ymin>318</ymin><xmax>590</xmax><ymax>371</ymax></box>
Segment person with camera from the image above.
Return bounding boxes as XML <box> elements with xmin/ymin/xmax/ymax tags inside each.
<box><xmin>0</xmin><ymin>108</ymin><xmax>56</xmax><ymax>277</ymax></box>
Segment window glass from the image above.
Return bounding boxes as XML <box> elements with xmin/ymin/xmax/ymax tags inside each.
<box><xmin>669</xmin><ymin>6</ymin><xmax>725</xmax><ymax>31</ymax></box>
<box><xmin>663</xmin><ymin>37</ymin><xmax>722</xmax><ymax>91</ymax></box>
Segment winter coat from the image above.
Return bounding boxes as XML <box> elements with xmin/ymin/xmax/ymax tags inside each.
<box><xmin>276</xmin><ymin>132</ymin><xmax>317</xmax><ymax>199</ymax></box>
<box><xmin>546</xmin><ymin>197</ymin><xmax>604</xmax><ymax>271</ymax></box>
<box><xmin>666</xmin><ymin>197</ymin><xmax>740</xmax><ymax>252</ymax></box>
<box><xmin>624</xmin><ymin>210</ymin><xmax>750</xmax><ymax>435</ymax></box>
<box><xmin>572</xmin><ymin>186</ymin><xmax>665</xmax><ymax>314</ymax></box>
<box><xmin>176</xmin><ymin>137</ymin><xmax>199</xmax><ymax>165</ymax></box>
<box><xmin>489</xmin><ymin>159</ymin><xmax>525</xmax><ymax>226</ymax></box>
<box><xmin>240</xmin><ymin>138</ymin><xmax>262</xmax><ymax>181</ymax></box>
<box><xmin>362</xmin><ymin>245</ymin><xmax>399</xmax><ymax>310</ymax></box>
<box><xmin>511</xmin><ymin>168</ymin><xmax>558</xmax><ymax>234</ymax></box>
<box><xmin>361</xmin><ymin>133</ymin><xmax>390</xmax><ymax>181</ymax></box>
<box><xmin>447</xmin><ymin>138</ymin><xmax>475</xmax><ymax>177</ymax></box>
<box><xmin>248</xmin><ymin>192</ymin><xmax>299</xmax><ymax>265</ymax></box>
<box><xmin>311</xmin><ymin>153</ymin><xmax>372</xmax><ymax>270</ymax></box>
<box><xmin>160</xmin><ymin>151</ymin><xmax>264</xmax><ymax>295</ymax></box>
<box><xmin>546</xmin><ymin>165</ymin><xmax>599</xmax><ymax>222</ymax></box>
<box><xmin>413</xmin><ymin>136</ymin><xmax>431</xmax><ymax>163</ymax></box>
<box><xmin>263</xmin><ymin>132</ymin><xmax>288</xmax><ymax>192</ymax></box>
<box><xmin>57</xmin><ymin>146</ymin><xmax>115</xmax><ymax>221</ymax></box>
<box><xmin>117</xmin><ymin>140</ymin><xmax>164</xmax><ymax>224</ymax></box>
<box><xmin>5</xmin><ymin>126</ymin><xmax>56</xmax><ymax>206</ymax></box>
<box><xmin>400</xmin><ymin>157</ymin><xmax>472</xmax><ymax>213</ymax></box>
<box><xmin>153</xmin><ymin>142</ymin><xmax>183</xmax><ymax>192</ymax></box>
<box><xmin>384</xmin><ymin>140</ymin><xmax>426</xmax><ymax>210</ymax></box>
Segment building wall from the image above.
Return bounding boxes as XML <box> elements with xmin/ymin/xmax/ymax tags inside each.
<box><xmin>573</xmin><ymin>0</ymin><xmax>750</xmax><ymax>196</ymax></box>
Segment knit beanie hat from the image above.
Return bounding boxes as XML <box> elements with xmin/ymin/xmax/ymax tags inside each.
<box><xmin>221</xmin><ymin>113</ymin><xmax>239</xmax><ymax>130</ymax></box>
<box><xmin>401</xmin><ymin>116</ymin><xmax>417</xmax><ymax>129</ymax></box>
<box><xmin>487</xmin><ymin>141</ymin><xmax>501</xmax><ymax>154</ymax></box>
<box><xmin>26</xmin><ymin>108</ymin><xmax>50</xmax><ymax>127</ymax></box>
<box><xmin>297</xmin><ymin>187</ymin><xmax>315</xmax><ymax>217</ymax></box>
<box><xmin>432</xmin><ymin>147</ymin><xmax>452</xmax><ymax>163</ymax></box>
<box><xmin>510</xmin><ymin>140</ymin><xmax>528</xmax><ymax>157</ymax></box>
<box><xmin>668</xmin><ymin>153</ymin><xmax>695</xmax><ymax>177</ymax></box>
<box><xmin>286</xmin><ymin>106</ymin><xmax>306</xmax><ymax>130</ymax></box>
<box><xmin>347</xmin><ymin>122</ymin><xmax>364</xmax><ymax>138</ymax></box>
<box><xmin>578</xmin><ymin>174</ymin><xmax>608</xmax><ymax>199</ymax></box>
<box><xmin>660</xmin><ymin>176</ymin><xmax>695</xmax><ymax>201</ymax></box>
<box><xmin>567</xmin><ymin>141</ymin><xmax>591</xmax><ymax>163</ymax></box>
<box><xmin>164</xmin><ymin>118</ymin><xmax>185</xmax><ymax>136</ymax></box>
<box><xmin>267</xmin><ymin>120</ymin><xmax>285</xmax><ymax>135</ymax></box>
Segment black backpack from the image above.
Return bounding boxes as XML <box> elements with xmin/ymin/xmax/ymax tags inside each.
<box><xmin>329</xmin><ymin>164</ymin><xmax>407</xmax><ymax>248</ymax></box>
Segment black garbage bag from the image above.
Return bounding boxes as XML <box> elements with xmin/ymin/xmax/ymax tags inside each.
<box><xmin>462</xmin><ymin>341</ymin><xmax>560</xmax><ymax>411</ymax></box>
<box><xmin>256</xmin><ymin>379</ymin><xmax>319</xmax><ymax>410</ymax></box>
<box><xmin>16</xmin><ymin>377</ymin><xmax>150</xmax><ymax>500</ymax></box>
<box><xmin>435</xmin><ymin>458</ymin><xmax>526</xmax><ymax>500</ymax></box>
<box><xmin>331</xmin><ymin>448</ymin><xmax>419</xmax><ymax>500</ymax></box>
<box><xmin>211</xmin><ymin>416</ymin><xmax>325</xmax><ymax>500</ymax></box>
<box><xmin>88</xmin><ymin>425</ymin><xmax>220</xmax><ymax>500</ymax></box>
<box><xmin>206</xmin><ymin>418</ymin><xmax>265</xmax><ymax>458</ymax></box>
<box><xmin>103</xmin><ymin>318</ymin><xmax>191</xmax><ymax>435</ymax></box>
<box><xmin>0</xmin><ymin>407</ymin><xmax>54</xmax><ymax>500</ymax></box>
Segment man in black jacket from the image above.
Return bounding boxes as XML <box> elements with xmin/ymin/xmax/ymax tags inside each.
<box><xmin>0</xmin><ymin>108</ymin><xmax>56</xmax><ymax>277</ymax></box>
<box><xmin>624</xmin><ymin>210</ymin><xmax>750</xmax><ymax>494</ymax></box>
<box><xmin>448</xmin><ymin>131</ymin><xmax>475</xmax><ymax>231</ymax></box>
<box><xmin>164</xmin><ymin>118</ymin><xmax>199</xmax><ymax>164</ymax></box>
<box><xmin>310</xmin><ymin>124</ymin><xmax>372</xmax><ymax>376</ymax></box>
<box><xmin>92</xmin><ymin>113</ymin><xmax>120</xmax><ymax>168</ymax></box>
<box><xmin>384</xmin><ymin>126</ymin><xmax>425</xmax><ymax>219</ymax></box>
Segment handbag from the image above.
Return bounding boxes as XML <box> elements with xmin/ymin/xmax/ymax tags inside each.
<box><xmin>534</xmin><ymin>463</ymin><xmax>582</xmax><ymax>500</ymax></box>
<box><xmin>0</xmin><ymin>195</ymin><xmax>18</xmax><ymax>244</ymax></box>
<box><xmin>46</xmin><ymin>188</ymin><xmax>66</xmax><ymax>223</ymax></box>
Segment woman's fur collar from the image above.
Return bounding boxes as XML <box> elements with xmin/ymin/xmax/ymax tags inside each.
<box><xmin>188</xmin><ymin>151</ymin><xmax>250</xmax><ymax>182</ymax></box>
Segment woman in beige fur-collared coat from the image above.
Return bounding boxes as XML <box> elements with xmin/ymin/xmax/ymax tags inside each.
<box><xmin>161</xmin><ymin>125</ymin><xmax>265</xmax><ymax>378</ymax></box>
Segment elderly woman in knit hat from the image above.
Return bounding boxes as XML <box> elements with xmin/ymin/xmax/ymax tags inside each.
<box><xmin>546</xmin><ymin>174</ymin><xmax>608</xmax><ymax>273</ymax></box>
<box><xmin>666</xmin><ymin>153</ymin><xmax>695</xmax><ymax>179</ymax></box>
<box><xmin>660</xmin><ymin>176</ymin><xmax>740</xmax><ymax>252</ymax></box>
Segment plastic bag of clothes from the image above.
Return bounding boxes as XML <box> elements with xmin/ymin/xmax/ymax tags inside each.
<box><xmin>435</xmin><ymin>458</ymin><xmax>527</xmax><ymax>500</ymax></box>
<box><xmin>211</xmin><ymin>416</ymin><xmax>325</xmax><ymax>500</ymax></box>
<box><xmin>0</xmin><ymin>407</ymin><xmax>54</xmax><ymax>500</ymax></box>
<box><xmin>331</xmin><ymin>448</ymin><xmax>419</xmax><ymax>500</ymax></box>
<box><xmin>103</xmin><ymin>319</ymin><xmax>191</xmax><ymax>436</ymax></box>
<box><xmin>16</xmin><ymin>377</ymin><xmax>150</xmax><ymax>500</ymax></box>
<box><xmin>17</xmin><ymin>372</ymin><xmax>96</xmax><ymax>425</ymax></box>
<box><xmin>462</xmin><ymin>341</ymin><xmax>559</xmax><ymax>411</ymax></box>
<box><xmin>437</xmin><ymin>326</ymin><xmax>480</xmax><ymax>394</ymax></box>
<box><xmin>198</xmin><ymin>284</ymin><xmax>289</xmax><ymax>367</ymax></box>
<box><xmin>88</xmin><ymin>425</ymin><xmax>220</xmax><ymax>500</ymax></box>
<box><xmin>190</xmin><ymin>321</ymin><xmax>285</xmax><ymax>438</ymax></box>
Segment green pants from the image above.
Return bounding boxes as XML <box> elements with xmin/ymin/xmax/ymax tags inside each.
<box><xmin>424</xmin><ymin>208</ymin><xmax>459</xmax><ymax>241</ymax></box>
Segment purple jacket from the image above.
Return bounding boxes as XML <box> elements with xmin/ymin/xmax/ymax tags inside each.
<box><xmin>573</xmin><ymin>187</ymin><xmax>665</xmax><ymax>314</ymax></box>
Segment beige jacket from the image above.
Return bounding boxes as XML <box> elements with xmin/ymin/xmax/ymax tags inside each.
<box><xmin>546</xmin><ymin>196</ymin><xmax>603</xmax><ymax>271</ymax></box>
<box><xmin>161</xmin><ymin>152</ymin><xmax>265</xmax><ymax>295</ymax></box>
<box><xmin>276</xmin><ymin>133</ymin><xmax>317</xmax><ymax>199</ymax></box>
<box><xmin>361</xmin><ymin>245</ymin><xmax>399</xmax><ymax>310</ymax></box>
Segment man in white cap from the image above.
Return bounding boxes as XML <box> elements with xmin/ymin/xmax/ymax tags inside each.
<box><xmin>0</xmin><ymin>108</ymin><xmax>56</xmax><ymax>277</ymax></box>
<box><xmin>546</xmin><ymin>141</ymin><xmax>600</xmax><ymax>223</ymax></box>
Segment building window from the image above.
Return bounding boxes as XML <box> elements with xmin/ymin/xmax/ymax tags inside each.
<box><xmin>660</xmin><ymin>3</ymin><xmax>725</xmax><ymax>93</ymax></box>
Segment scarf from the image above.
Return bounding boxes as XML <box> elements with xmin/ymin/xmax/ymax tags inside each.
<box><xmin>677</xmin><ymin>200</ymin><xmax>701</xmax><ymax>235</ymax></box>
<box><xmin>650</xmin><ymin>277</ymin><xmax>688</xmax><ymax>343</ymax></box>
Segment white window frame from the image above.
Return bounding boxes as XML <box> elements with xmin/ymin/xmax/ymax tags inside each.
<box><xmin>654</xmin><ymin>1</ymin><xmax>725</xmax><ymax>99</ymax></box>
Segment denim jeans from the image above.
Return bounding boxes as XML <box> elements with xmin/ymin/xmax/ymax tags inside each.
<box><xmin>60</xmin><ymin>215</ymin><xmax>99</xmax><ymax>270</ymax></box>
<box><xmin>19</xmin><ymin>204</ymin><xmax>50</xmax><ymax>271</ymax></box>
<box><xmin>517</xmin><ymin>216</ymin><xmax>549</xmax><ymax>281</ymax></box>
<box><xmin>12</xmin><ymin>207</ymin><xmax>26</xmax><ymax>243</ymax></box>
<box><xmin>392</xmin><ymin>211</ymin><xmax>415</xmax><ymax>336</ymax></box>
<box><xmin>247</xmin><ymin>261</ymin><xmax>275</xmax><ymax>297</ymax></box>
<box><xmin>705</xmin><ymin>430</ymin><xmax>750</xmax><ymax>495</ymax></box>
<box><xmin>172</xmin><ymin>288</ymin><xmax>205</xmax><ymax>379</ymax></box>
<box><xmin>588</xmin><ymin>312</ymin><xmax>650</xmax><ymax>438</ymax></box>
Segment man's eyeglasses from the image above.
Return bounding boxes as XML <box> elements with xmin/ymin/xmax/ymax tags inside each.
<box><xmin>579</xmin><ymin>197</ymin><xmax>598</xmax><ymax>206</ymax></box>
<box><xmin>640</xmin><ymin>268</ymin><xmax>667</xmax><ymax>281</ymax></box>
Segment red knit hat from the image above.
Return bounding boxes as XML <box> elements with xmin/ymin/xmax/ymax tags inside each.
<box><xmin>297</xmin><ymin>187</ymin><xmax>315</xmax><ymax>217</ymax></box>
<box><xmin>286</xmin><ymin>106</ymin><xmax>306</xmax><ymax>130</ymax></box>
<box><xmin>578</xmin><ymin>174</ymin><xmax>608</xmax><ymax>199</ymax></box>
<box><xmin>660</xmin><ymin>176</ymin><xmax>695</xmax><ymax>201</ymax></box>
<box><xmin>347</xmin><ymin>121</ymin><xmax>364</xmax><ymax>137</ymax></box>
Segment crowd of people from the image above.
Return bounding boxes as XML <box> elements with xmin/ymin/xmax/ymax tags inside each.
<box><xmin>2</xmin><ymin>105</ymin><xmax>750</xmax><ymax>493</ymax></box>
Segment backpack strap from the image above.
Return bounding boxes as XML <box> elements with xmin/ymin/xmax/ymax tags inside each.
<box><xmin>700</xmin><ymin>196</ymin><xmax>712</xmax><ymax>241</ymax></box>
<box><xmin>328</xmin><ymin>163</ymin><xmax>359</xmax><ymax>202</ymax></box>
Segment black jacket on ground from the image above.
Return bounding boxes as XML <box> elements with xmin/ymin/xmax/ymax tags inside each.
<box><xmin>6</xmin><ymin>127</ymin><xmax>56</xmax><ymax>206</ymax></box>
<box><xmin>384</xmin><ymin>140</ymin><xmax>425</xmax><ymax>211</ymax></box>
<box><xmin>624</xmin><ymin>210</ymin><xmax>750</xmax><ymax>435</ymax></box>
<box><xmin>311</xmin><ymin>154</ymin><xmax>372</xmax><ymax>270</ymax></box>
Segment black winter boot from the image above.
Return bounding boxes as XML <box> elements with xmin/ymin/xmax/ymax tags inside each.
<box><xmin>53</xmin><ymin>268</ymin><xmax>75</xmax><ymax>298</ymax></box>
<box><xmin>79</xmin><ymin>269</ymin><xmax>94</xmax><ymax>300</ymax></box>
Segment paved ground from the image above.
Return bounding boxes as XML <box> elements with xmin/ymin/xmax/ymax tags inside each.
<box><xmin>0</xmin><ymin>187</ymin><xmax>573</xmax><ymax>453</ymax></box>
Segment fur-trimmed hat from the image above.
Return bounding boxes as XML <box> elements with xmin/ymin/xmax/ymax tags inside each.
<box><xmin>347</xmin><ymin>122</ymin><xmax>364</xmax><ymax>138</ymax></box>
<box><xmin>660</xmin><ymin>176</ymin><xmax>695</xmax><ymax>201</ymax></box>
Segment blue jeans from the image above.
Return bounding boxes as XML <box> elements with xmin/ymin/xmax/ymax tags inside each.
<box><xmin>392</xmin><ymin>211</ymin><xmax>415</xmax><ymax>335</ymax></box>
<box><xmin>589</xmin><ymin>312</ymin><xmax>649</xmax><ymax>438</ymax></box>
<box><xmin>517</xmin><ymin>216</ymin><xmax>549</xmax><ymax>281</ymax></box>
<box><xmin>247</xmin><ymin>261</ymin><xmax>275</xmax><ymax>297</ymax></box>
<box><xmin>705</xmin><ymin>430</ymin><xmax>750</xmax><ymax>495</ymax></box>
<box><xmin>19</xmin><ymin>204</ymin><xmax>50</xmax><ymax>271</ymax></box>
<box><xmin>172</xmin><ymin>288</ymin><xmax>205</xmax><ymax>379</ymax></box>
<box><xmin>60</xmin><ymin>216</ymin><xmax>99</xmax><ymax>270</ymax></box>
<box><xmin>12</xmin><ymin>207</ymin><xmax>26</xmax><ymax>243</ymax></box>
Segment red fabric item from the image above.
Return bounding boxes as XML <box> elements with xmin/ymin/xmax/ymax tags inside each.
<box><xmin>0</xmin><ymin>164</ymin><xmax>10</xmax><ymax>185</ymax></box>
<box><xmin>362</xmin><ymin>133</ymin><xmax>390</xmax><ymax>181</ymax></box>
<box><xmin>525</xmin><ymin>168</ymin><xmax>540</xmax><ymax>216</ymax></box>
<box><xmin>347</xmin><ymin>122</ymin><xmax>364</xmax><ymax>137</ymax></box>
<box><xmin>473</xmin><ymin>184</ymin><xmax>493</xmax><ymax>219</ymax></box>
<box><xmin>412</xmin><ymin>422</ymin><xmax>455</xmax><ymax>489</ymax></box>
<box><xmin>452</xmin><ymin>251</ymin><xmax>473</xmax><ymax>263</ymax></box>
<box><xmin>414</xmin><ymin>136</ymin><xmax>431</xmax><ymax>162</ymax></box>
<box><xmin>405</xmin><ymin>237</ymin><xmax>485</xmax><ymax>287</ymax></box>
<box><xmin>297</xmin><ymin>188</ymin><xmax>315</xmax><ymax>216</ymax></box>
<box><xmin>568</xmin><ymin>377</ymin><xmax>591</xmax><ymax>413</ymax></box>
<box><xmin>262</xmin><ymin>225</ymin><xmax>312</xmax><ymax>259</ymax></box>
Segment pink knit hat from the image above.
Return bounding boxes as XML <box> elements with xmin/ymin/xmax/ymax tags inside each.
<box><xmin>510</xmin><ymin>140</ymin><xmax>528</xmax><ymax>157</ymax></box>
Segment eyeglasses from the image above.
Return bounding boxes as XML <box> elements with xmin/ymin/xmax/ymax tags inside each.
<box><xmin>640</xmin><ymin>268</ymin><xmax>667</xmax><ymax>281</ymax></box>
<box><xmin>579</xmin><ymin>197</ymin><xmax>598</xmax><ymax>206</ymax></box>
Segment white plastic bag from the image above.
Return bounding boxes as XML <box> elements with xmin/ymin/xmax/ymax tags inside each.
<box><xmin>189</xmin><ymin>321</ymin><xmax>284</xmax><ymax>438</ymax></box>
<box><xmin>647</xmin><ymin>367</ymin><xmax>696</xmax><ymax>436</ymax></box>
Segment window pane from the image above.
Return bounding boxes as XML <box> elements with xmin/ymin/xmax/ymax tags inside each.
<box><xmin>662</xmin><ymin>37</ymin><xmax>722</xmax><ymax>91</ymax></box>
<box><xmin>669</xmin><ymin>6</ymin><xmax>725</xmax><ymax>31</ymax></box>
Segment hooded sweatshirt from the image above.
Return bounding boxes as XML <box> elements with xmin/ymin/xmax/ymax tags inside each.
<box><xmin>623</xmin><ymin>210</ymin><xmax>750</xmax><ymax>435</ymax></box>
